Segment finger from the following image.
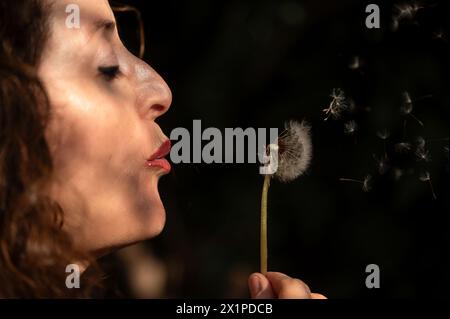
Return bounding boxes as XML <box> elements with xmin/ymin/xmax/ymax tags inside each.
<box><xmin>248</xmin><ymin>273</ymin><xmax>276</xmax><ymax>299</ymax></box>
<box><xmin>311</xmin><ymin>293</ymin><xmax>327</xmax><ymax>299</ymax></box>
<box><xmin>265</xmin><ymin>272</ymin><xmax>311</xmax><ymax>299</ymax></box>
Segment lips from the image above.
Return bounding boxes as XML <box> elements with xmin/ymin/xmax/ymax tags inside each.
<box><xmin>146</xmin><ymin>140</ymin><xmax>171</xmax><ymax>173</ymax></box>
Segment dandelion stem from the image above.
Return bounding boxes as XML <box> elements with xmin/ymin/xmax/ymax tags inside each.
<box><xmin>260</xmin><ymin>174</ymin><xmax>271</xmax><ymax>275</ymax></box>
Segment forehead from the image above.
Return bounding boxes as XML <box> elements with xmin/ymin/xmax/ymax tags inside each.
<box><xmin>41</xmin><ymin>0</ymin><xmax>117</xmax><ymax>59</ymax></box>
<box><xmin>47</xmin><ymin>0</ymin><xmax>115</xmax><ymax>35</ymax></box>
<box><xmin>38</xmin><ymin>0</ymin><xmax>118</xmax><ymax>78</ymax></box>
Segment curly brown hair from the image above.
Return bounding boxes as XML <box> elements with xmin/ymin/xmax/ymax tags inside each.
<box><xmin>0</xmin><ymin>0</ymin><xmax>99</xmax><ymax>298</ymax></box>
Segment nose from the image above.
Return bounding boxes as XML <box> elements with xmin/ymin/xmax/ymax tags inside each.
<box><xmin>132</xmin><ymin>58</ymin><xmax>172</xmax><ymax>121</ymax></box>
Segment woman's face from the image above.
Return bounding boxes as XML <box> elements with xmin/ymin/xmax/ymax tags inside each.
<box><xmin>38</xmin><ymin>0</ymin><xmax>172</xmax><ymax>255</ymax></box>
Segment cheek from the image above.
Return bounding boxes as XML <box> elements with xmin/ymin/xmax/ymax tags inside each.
<box><xmin>47</xmin><ymin>88</ymin><xmax>133</xmax><ymax>172</ymax></box>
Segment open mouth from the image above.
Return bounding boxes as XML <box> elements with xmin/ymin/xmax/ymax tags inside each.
<box><xmin>146</xmin><ymin>140</ymin><xmax>171</xmax><ymax>173</ymax></box>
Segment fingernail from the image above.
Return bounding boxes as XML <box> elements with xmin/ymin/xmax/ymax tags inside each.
<box><xmin>250</xmin><ymin>274</ymin><xmax>262</xmax><ymax>297</ymax></box>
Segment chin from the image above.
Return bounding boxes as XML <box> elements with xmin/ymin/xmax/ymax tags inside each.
<box><xmin>99</xmin><ymin>206</ymin><xmax>166</xmax><ymax>256</ymax></box>
<box><xmin>144</xmin><ymin>205</ymin><xmax>166</xmax><ymax>238</ymax></box>
<box><xmin>114</xmin><ymin>170</ymin><xmax>168</xmax><ymax>246</ymax></box>
<box><xmin>140</xmin><ymin>178</ymin><xmax>167</xmax><ymax>238</ymax></box>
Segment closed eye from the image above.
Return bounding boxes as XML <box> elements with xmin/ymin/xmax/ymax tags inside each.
<box><xmin>98</xmin><ymin>65</ymin><xmax>121</xmax><ymax>81</ymax></box>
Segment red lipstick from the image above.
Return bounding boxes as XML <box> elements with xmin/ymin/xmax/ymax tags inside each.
<box><xmin>147</xmin><ymin>140</ymin><xmax>171</xmax><ymax>173</ymax></box>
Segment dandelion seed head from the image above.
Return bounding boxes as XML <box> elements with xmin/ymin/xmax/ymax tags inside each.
<box><xmin>344</xmin><ymin>120</ymin><xmax>358</xmax><ymax>135</ymax></box>
<box><xmin>274</xmin><ymin>120</ymin><xmax>313</xmax><ymax>182</ymax></box>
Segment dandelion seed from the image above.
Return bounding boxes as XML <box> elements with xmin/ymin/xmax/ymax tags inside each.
<box><xmin>433</xmin><ymin>29</ymin><xmax>448</xmax><ymax>42</ymax></box>
<box><xmin>378</xmin><ymin>159</ymin><xmax>389</xmax><ymax>175</ymax></box>
<box><xmin>362</xmin><ymin>175</ymin><xmax>372</xmax><ymax>192</ymax></box>
<box><xmin>419</xmin><ymin>171</ymin><xmax>437</xmax><ymax>200</ymax></box>
<box><xmin>323</xmin><ymin>88</ymin><xmax>348</xmax><ymax>121</ymax></box>
<box><xmin>396</xmin><ymin>2</ymin><xmax>423</xmax><ymax>20</ymax></box>
<box><xmin>374</xmin><ymin>154</ymin><xmax>390</xmax><ymax>175</ymax></box>
<box><xmin>259</xmin><ymin>119</ymin><xmax>312</xmax><ymax>274</ymax></box>
<box><xmin>392</xmin><ymin>2</ymin><xmax>424</xmax><ymax>31</ymax></box>
<box><xmin>348</xmin><ymin>56</ymin><xmax>361</xmax><ymax>71</ymax></box>
<box><xmin>416</xmin><ymin>136</ymin><xmax>426</xmax><ymax>149</ymax></box>
<box><xmin>377</xmin><ymin>128</ymin><xmax>390</xmax><ymax>157</ymax></box>
<box><xmin>401</xmin><ymin>91</ymin><xmax>413</xmax><ymax>114</ymax></box>
<box><xmin>416</xmin><ymin>147</ymin><xmax>431</xmax><ymax>162</ymax></box>
<box><xmin>339</xmin><ymin>174</ymin><xmax>372</xmax><ymax>192</ymax></box>
<box><xmin>401</xmin><ymin>91</ymin><xmax>424</xmax><ymax>126</ymax></box>
<box><xmin>377</xmin><ymin>128</ymin><xmax>390</xmax><ymax>140</ymax></box>
<box><xmin>344</xmin><ymin>120</ymin><xmax>358</xmax><ymax>135</ymax></box>
<box><xmin>394</xmin><ymin>142</ymin><xmax>412</xmax><ymax>153</ymax></box>
<box><xmin>419</xmin><ymin>171</ymin><xmax>430</xmax><ymax>182</ymax></box>
<box><xmin>415</xmin><ymin>137</ymin><xmax>431</xmax><ymax>162</ymax></box>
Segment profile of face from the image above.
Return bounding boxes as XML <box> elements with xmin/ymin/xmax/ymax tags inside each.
<box><xmin>38</xmin><ymin>0</ymin><xmax>172</xmax><ymax>255</ymax></box>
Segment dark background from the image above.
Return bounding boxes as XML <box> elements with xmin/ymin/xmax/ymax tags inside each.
<box><xmin>102</xmin><ymin>0</ymin><xmax>449</xmax><ymax>298</ymax></box>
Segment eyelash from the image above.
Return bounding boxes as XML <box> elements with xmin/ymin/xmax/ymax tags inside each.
<box><xmin>98</xmin><ymin>65</ymin><xmax>121</xmax><ymax>81</ymax></box>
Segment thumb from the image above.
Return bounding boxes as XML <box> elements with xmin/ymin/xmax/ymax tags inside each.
<box><xmin>248</xmin><ymin>273</ymin><xmax>275</xmax><ymax>299</ymax></box>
